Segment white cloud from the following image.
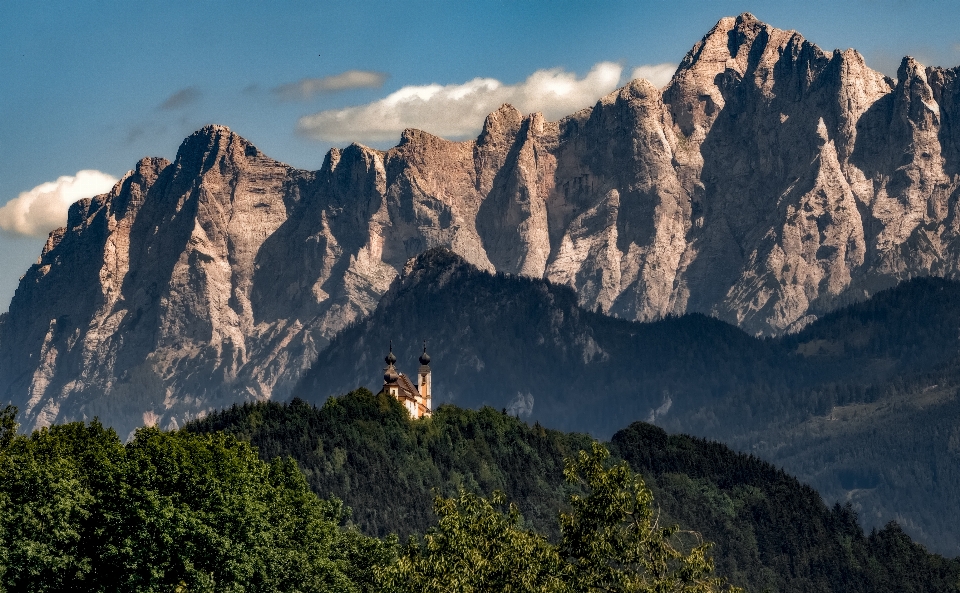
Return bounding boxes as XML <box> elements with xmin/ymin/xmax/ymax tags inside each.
<box><xmin>273</xmin><ymin>70</ymin><xmax>388</xmax><ymax>101</ymax></box>
<box><xmin>628</xmin><ymin>63</ymin><xmax>677</xmax><ymax>89</ymax></box>
<box><xmin>0</xmin><ymin>170</ymin><xmax>118</xmax><ymax>238</ymax></box>
<box><xmin>297</xmin><ymin>62</ymin><xmax>624</xmax><ymax>144</ymax></box>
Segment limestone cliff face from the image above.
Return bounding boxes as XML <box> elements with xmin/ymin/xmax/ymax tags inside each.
<box><xmin>4</xmin><ymin>13</ymin><xmax>960</xmax><ymax>432</ymax></box>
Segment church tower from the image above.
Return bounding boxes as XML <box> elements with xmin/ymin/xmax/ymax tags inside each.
<box><xmin>378</xmin><ymin>341</ymin><xmax>432</xmax><ymax>418</ymax></box>
<box><xmin>382</xmin><ymin>342</ymin><xmax>400</xmax><ymax>399</ymax></box>
<box><xmin>418</xmin><ymin>341</ymin><xmax>431</xmax><ymax>413</ymax></box>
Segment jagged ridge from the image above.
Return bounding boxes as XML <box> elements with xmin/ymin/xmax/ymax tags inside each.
<box><xmin>4</xmin><ymin>14</ymin><xmax>960</xmax><ymax>437</ymax></box>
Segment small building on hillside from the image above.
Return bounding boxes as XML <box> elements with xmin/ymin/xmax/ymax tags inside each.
<box><xmin>378</xmin><ymin>342</ymin><xmax>432</xmax><ymax>418</ymax></box>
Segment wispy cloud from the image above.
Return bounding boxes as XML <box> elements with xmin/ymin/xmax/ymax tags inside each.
<box><xmin>0</xmin><ymin>171</ymin><xmax>118</xmax><ymax>237</ymax></box>
<box><xmin>273</xmin><ymin>70</ymin><xmax>388</xmax><ymax>101</ymax></box>
<box><xmin>628</xmin><ymin>63</ymin><xmax>677</xmax><ymax>88</ymax></box>
<box><xmin>297</xmin><ymin>62</ymin><xmax>623</xmax><ymax>144</ymax></box>
<box><xmin>159</xmin><ymin>86</ymin><xmax>201</xmax><ymax>110</ymax></box>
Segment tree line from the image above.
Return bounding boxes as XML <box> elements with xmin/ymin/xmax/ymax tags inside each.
<box><xmin>3</xmin><ymin>387</ymin><xmax>959</xmax><ymax>591</ymax></box>
<box><xmin>0</xmin><ymin>402</ymin><xmax>736</xmax><ymax>592</ymax></box>
<box><xmin>187</xmin><ymin>390</ymin><xmax>960</xmax><ymax>592</ymax></box>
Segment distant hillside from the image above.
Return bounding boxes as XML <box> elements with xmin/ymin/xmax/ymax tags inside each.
<box><xmin>185</xmin><ymin>391</ymin><xmax>960</xmax><ymax>593</ymax></box>
<box><xmin>295</xmin><ymin>248</ymin><xmax>960</xmax><ymax>554</ymax></box>
<box><xmin>294</xmin><ymin>248</ymin><xmax>788</xmax><ymax>438</ymax></box>
<box><xmin>742</xmin><ymin>278</ymin><xmax>960</xmax><ymax>556</ymax></box>
<box><xmin>298</xmin><ymin>249</ymin><xmax>960</xmax><ymax>437</ymax></box>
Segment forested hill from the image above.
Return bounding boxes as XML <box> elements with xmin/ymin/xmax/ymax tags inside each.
<box><xmin>292</xmin><ymin>248</ymin><xmax>960</xmax><ymax>554</ymax></box>
<box><xmin>185</xmin><ymin>391</ymin><xmax>960</xmax><ymax>593</ymax></box>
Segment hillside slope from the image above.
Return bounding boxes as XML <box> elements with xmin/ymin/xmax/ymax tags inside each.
<box><xmin>297</xmin><ymin>248</ymin><xmax>960</xmax><ymax>554</ymax></box>
<box><xmin>186</xmin><ymin>392</ymin><xmax>960</xmax><ymax>593</ymax></box>
<box><xmin>297</xmin><ymin>248</ymin><xmax>960</xmax><ymax>438</ymax></box>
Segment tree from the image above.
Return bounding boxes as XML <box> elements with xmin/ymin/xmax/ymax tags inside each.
<box><xmin>0</xmin><ymin>405</ymin><xmax>16</xmax><ymax>450</ymax></box>
<box><xmin>560</xmin><ymin>441</ymin><xmax>737</xmax><ymax>592</ymax></box>
<box><xmin>0</xmin><ymin>415</ymin><xmax>393</xmax><ymax>593</ymax></box>
<box><xmin>378</xmin><ymin>489</ymin><xmax>569</xmax><ymax>593</ymax></box>
<box><xmin>380</xmin><ymin>442</ymin><xmax>739</xmax><ymax>593</ymax></box>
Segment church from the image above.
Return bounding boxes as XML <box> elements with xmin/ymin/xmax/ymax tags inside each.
<box><xmin>378</xmin><ymin>342</ymin><xmax>432</xmax><ymax>418</ymax></box>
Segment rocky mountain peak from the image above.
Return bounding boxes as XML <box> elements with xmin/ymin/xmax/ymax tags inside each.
<box><xmin>7</xmin><ymin>14</ymin><xmax>960</xmax><ymax>436</ymax></box>
<box><xmin>727</xmin><ymin>12</ymin><xmax>766</xmax><ymax>60</ymax></box>
<box><xmin>321</xmin><ymin>147</ymin><xmax>342</xmax><ymax>173</ymax></box>
<box><xmin>621</xmin><ymin>78</ymin><xmax>661</xmax><ymax>104</ymax></box>
<box><xmin>178</xmin><ymin>124</ymin><xmax>240</xmax><ymax>154</ymax></box>
<box><xmin>171</xmin><ymin>124</ymin><xmax>266</xmax><ymax>181</ymax></box>
<box><xmin>135</xmin><ymin>155</ymin><xmax>171</xmax><ymax>181</ymax></box>
<box><xmin>478</xmin><ymin>104</ymin><xmax>524</xmax><ymax>144</ymax></box>
<box><xmin>895</xmin><ymin>56</ymin><xmax>942</xmax><ymax>129</ymax></box>
<box><xmin>665</xmin><ymin>13</ymin><xmax>829</xmax><ymax>138</ymax></box>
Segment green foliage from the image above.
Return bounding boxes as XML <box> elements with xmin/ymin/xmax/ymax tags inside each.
<box><xmin>0</xmin><ymin>420</ymin><xmax>117</xmax><ymax>591</ymax></box>
<box><xmin>611</xmin><ymin>422</ymin><xmax>960</xmax><ymax>593</ymax></box>
<box><xmin>380</xmin><ymin>443</ymin><xmax>738</xmax><ymax>593</ymax></box>
<box><xmin>188</xmin><ymin>392</ymin><xmax>960</xmax><ymax>593</ymax></box>
<box><xmin>3</xmin><ymin>394</ymin><xmax>959</xmax><ymax>592</ymax></box>
<box><xmin>559</xmin><ymin>442</ymin><xmax>730</xmax><ymax>593</ymax></box>
<box><xmin>0</xmin><ymin>411</ymin><xmax>392</xmax><ymax>592</ymax></box>
<box><xmin>379</xmin><ymin>490</ymin><xmax>568</xmax><ymax>593</ymax></box>
<box><xmin>188</xmin><ymin>388</ymin><xmax>592</xmax><ymax>540</ymax></box>
<box><xmin>0</xmin><ymin>405</ymin><xmax>16</xmax><ymax>450</ymax></box>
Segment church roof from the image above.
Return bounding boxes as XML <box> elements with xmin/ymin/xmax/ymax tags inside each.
<box><xmin>378</xmin><ymin>343</ymin><xmax>431</xmax><ymax>418</ymax></box>
<box><xmin>396</xmin><ymin>373</ymin><xmax>419</xmax><ymax>401</ymax></box>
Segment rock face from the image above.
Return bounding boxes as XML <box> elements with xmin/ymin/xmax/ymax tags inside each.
<box><xmin>4</xmin><ymin>13</ymin><xmax>960</xmax><ymax>432</ymax></box>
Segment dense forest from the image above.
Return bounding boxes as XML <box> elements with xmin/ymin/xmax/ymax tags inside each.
<box><xmin>3</xmin><ymin>390</ymin><xmax>958</xmax><ymax>591</ymax></box>
<box><xmin>187</xmin><ymin>390</ymin><xmax>960</xmax><ymax>592</ymax></box>
<box><xmin>293</xmin><ymin>248</ymin><xmax>960</xmax><ymax>554</ymax></box>
<box><xmin>0</xmin><ymin>402</ymin><xmax>738</xmax><ymax>592</ymax></box>
<box><xmin>0</xmin><ymin>405</ymin><xmax>392</xmax><ymax>592</ymax></box>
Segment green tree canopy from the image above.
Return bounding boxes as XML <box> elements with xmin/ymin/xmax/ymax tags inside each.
<box><xmin>380</xmin><ymin>441</ymin><xmax>739</xmax><ymax>593</ymax></box>
<box><xmin>378</xmin><ymin>489</ymin><xmax>568</xmax><ymax>593</ymax></box>
<box><xmin>560</xmin><ymin>442</ymin><xmax>732</xmax><ymax>593</ymax></box>
<box><xmin>0</xmin><ymin>411</ymin><xmax>392</xmax><ymax>593</ymax></box>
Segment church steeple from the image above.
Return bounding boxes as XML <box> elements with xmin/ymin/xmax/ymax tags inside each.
<box><xmin>385</xmin><ymin>340</ymin><xmax>397</xmax><ymax>366</ymax></box>
<box><xmin>379</xmin><ymin>340</ymin><xmax>432</xmax><ymax>418</ymax></box>
<box><xmin>383</xmin><ymin>341</ymin><xmax>400</xmax><ymax>397</ymax></box>
<box><xmin>419</xmin><ymin>340</ymin><xmax>431</xmax><ymax>365</ymax></box>
<box><xmin>418</xmin><ymin>340</ymin><xmax>432</xmax><ymax>414</ymax></box>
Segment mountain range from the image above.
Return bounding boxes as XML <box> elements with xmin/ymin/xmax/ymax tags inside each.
<box><xmin>3</xmin><ymin>11</ymin><xmax>960</xmax><ymax>554</ymax></box>
<box><xmin>5</xmin><ymin>13</ymin><xmax>960</xmax><ymax>434</ymax></box>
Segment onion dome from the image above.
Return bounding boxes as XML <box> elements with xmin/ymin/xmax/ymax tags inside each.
<box><xmin>419</xmin><ymin>341</ymin><xmax>431</xmax><ymax>365</ymax></box>
<box><xmin>385</xmin><ymin>341</ymin><xmax>397</xmax><ymax>365</ymax></box>
<box><xmin>383</xmin><ymin>366</ymin><xmax>399</xmax><ymax>383</ymax></box>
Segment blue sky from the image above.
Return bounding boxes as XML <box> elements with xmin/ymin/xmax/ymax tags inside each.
<box><xmin>1</xmin><ymin>0</ymin><xmax>958</xmax><ymax>311</ymax></box>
